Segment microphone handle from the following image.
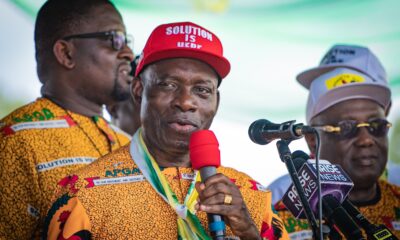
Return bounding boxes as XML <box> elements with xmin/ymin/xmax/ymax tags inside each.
<box><xmin>342</xmin><ymin>200</ymin><xmax>399</xmax><ymax>240</ymax></box>
<box><xmin>199</xmin><ymin>167</ymin><xmax>226</xmax><ymax>239</ymax></box>
<box><xmin>322</xmin><ymin>195</ymin><xmax>365</xmax><ymax>240</ymax></box>
<box><xmin>342</xmin><ymin>200</ymin><xmax>374</xmax><ymax>230</ymax></box>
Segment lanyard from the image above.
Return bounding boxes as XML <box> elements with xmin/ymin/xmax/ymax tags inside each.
<box><xmin>129</xmin><ymin>129</ymin><xmax>211</xmax><ymax>240</ymax></box>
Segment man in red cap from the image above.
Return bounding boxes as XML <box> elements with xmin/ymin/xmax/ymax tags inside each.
<box><xmin>43</xmin><ymin>21</ymin><xmax>289</xmax><ymax>240</ymax></box>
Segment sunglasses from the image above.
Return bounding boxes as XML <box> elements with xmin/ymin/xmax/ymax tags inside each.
<box><xmin>313</xmin><ymin>118</ymin><xmax>392</xmax><ymax>139</ymax></box>
<box><xmin>62</xmin><ymin>30</ymin><xmax>133</xmax><ymax>51</ymax></box>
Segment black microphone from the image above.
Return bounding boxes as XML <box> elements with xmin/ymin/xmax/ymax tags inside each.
<box><xmin>341</xmin><ymin>200</ymin><xmax>399</xmax><ymax>240</ymax></box>
<box><xmin>322</xmin><ymin>195</ymin><xmax>365</xmax><ymax>239</ymax></box>
<box><xmin>292</xmin><ymin>150</ymin><xmax>310</xmax><ymax>169</ymax></box>
<box><xmin>292</xmin><ymin>153</ymin><xmax>398</xmax><ymax>239</ymax></box>
<box><xmin>248</xmin><ymin>119</ymin><xmax>315</xmax><ymax>145</ymax></box>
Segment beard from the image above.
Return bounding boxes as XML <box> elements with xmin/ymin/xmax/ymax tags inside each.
<box><xmin>110</xmin><ymin>77</ymin><xmax>131</xmax><ymax>102</ymax></box>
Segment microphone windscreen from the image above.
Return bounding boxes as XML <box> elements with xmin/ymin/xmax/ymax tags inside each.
<box><xmin>292</xmin><ymin>150</ymin><xmax>310</xmax><ymax>161</ymax></box>
<box><xmin>189</xmin><ymin>130</ymin><xmax>220</xmax><ymax>170</ymax></box>
<box><xmin>292</xmin><ymin>150</ymin><xmax>310</xmax><ymax>171</ymax></box>
<box><xmin>248</xmin><ymin>119</ymin><xmax>271</xmax><ymax>145</ymax></box>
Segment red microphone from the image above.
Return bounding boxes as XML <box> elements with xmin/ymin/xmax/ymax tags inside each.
<box><xmin>190</xmin><ymin>130</ymin><xmax>220</xmax><ymax>171</ymax></box>
<box><xmin>189</xmin><ymin>130</ymin><xmax>225</xmax><ymax>240</ymax></box>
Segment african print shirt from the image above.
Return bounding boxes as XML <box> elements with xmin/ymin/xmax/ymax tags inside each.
<box><xmin>43</xmin><ymin>145</ymin><xmax>289</xmax><ymax>240</ymax></box>
<box><xmin>0</xmin><ymin>98</ymin><xmax>130</xmax><ymax>239</ymax></box>
<box><xmin>275</xmin><ymin>180</ymin><xmax>400</xmax><ymax>239</ymax></box>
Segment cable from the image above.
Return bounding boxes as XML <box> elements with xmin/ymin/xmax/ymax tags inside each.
<box><xmin>313</xmin><ymin>128</ymin><xmax>324</xmax><ymax>240</ymax></box>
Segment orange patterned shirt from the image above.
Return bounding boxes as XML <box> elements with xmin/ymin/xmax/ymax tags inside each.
<box><xmin>275</xmin><ymin>180</ymin><xmax>400</xmax><ymax>239</ymax></box>
<box><xmin>0</xmin><ymin>98</ymin><xmax>130</xmax><ymax>239</ymax></box>
<box><xmin>43</xmin><ymin>145</ymin><xmax>289</xmax><ymax>240</ymax></box>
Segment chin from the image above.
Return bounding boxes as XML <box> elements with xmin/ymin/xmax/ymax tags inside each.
<box><xmin>175</xmin><ymin>140</ymin><xmax>189</xmax><ymax>149</ymax></box>
<box><xmin>166</xmin><ymin>139</ymin><xmax>189</xmax><ymax>153</ymax></box>
<box><xmin>353</xmin><ymin>175</ymin><xmax>379</xmax><ymax>189</ymax></box>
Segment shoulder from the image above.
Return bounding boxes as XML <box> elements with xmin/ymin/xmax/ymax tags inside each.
<box><xmin>1</xmin><ymin>98</ymin><xmax>59</xmax><ymax>125</ymax></box>
<box><xmin>0</xmin><ymin>98</ymin><xmax>69</xmax><ymax>138</ymax></box>
<box><xmin>218</xmin><ymin>166</ymin><xmax>251</xmax><ymax>179</ymax></box>
<box><xmin>379</xmin><ymin>179</ymin><xmax>400</xmax><ymax>199</ymax></box>
<box><xmin>109</xmin><ymin>124</ymin><xmax>131</xmax><ymax>140</ymax></box>
<box><xmin>268</xmin><ymin>174</ymin><xmax>291</xmax><ymax>189</ymax></box>
<box><xmin>219</xmin><ymin>166</ymin><xmax>270</xmax><ymax>193</ymax></box>
<box><xmin>1</xmin><ymin>100</ymin><xmax>36</xmax><ymax>123</ymax></box>
<box><xmin>75</xmin><ymin>145</ymin><xmax>134</xmax><ymax>178</ymax></box>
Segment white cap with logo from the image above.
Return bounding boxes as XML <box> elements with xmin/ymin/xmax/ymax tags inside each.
<box><xmin>296</xmin><ymin>44</ymin><xmax>391</xmax><ymax>123</ymax></box>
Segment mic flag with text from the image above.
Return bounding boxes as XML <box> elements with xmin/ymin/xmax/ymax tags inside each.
<box><xmin>282</xmin><ymin>159</ymin><xmax>353</xmax><ymax>219</ymax></box>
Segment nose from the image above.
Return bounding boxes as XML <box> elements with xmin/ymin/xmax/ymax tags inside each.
<box><xmin>354</xmin><ymin>126</ymin><xmax>374</xmax><ymax>147</ymax></box>
<box><xmin>118</xmin><ymin>44</ymin><xmax>134</xmax><ymax>62</ymax></box>
<box><xmin>173</xmin><ymin>87</ymin><xmax>197</xmax><ymax>112</ymax></box>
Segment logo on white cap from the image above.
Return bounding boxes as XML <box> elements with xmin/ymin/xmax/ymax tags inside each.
<box><xmin>305</xmin><ymin>67</ymin><xmax>391</xmax><ymax>123</ymax></box>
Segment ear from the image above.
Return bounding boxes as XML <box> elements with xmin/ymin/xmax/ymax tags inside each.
<box><xmin>131</xmin><ymin>77</ymin><xmax>143</xmax><ymax>106</ymax></box>
<box><xmin>304</xmin><ymin>133</ymin><xmax>317</xmax><ymax>157</ymax></box>
<box><xmin>216</xmin><ymin>90</ymin><xmax>220</xmax><ymax>112</ymax></box>
<box><xmin>53</xmin><ymin>40</ymin><xmax>75</xmax><ymax>69</ymax></box>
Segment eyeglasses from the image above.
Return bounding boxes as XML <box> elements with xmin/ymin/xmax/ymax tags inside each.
<box><xmin>62</xmin><ymin>30</ymin><xmax>132</xmax><ymax>51</ymax></box>
<box><xmin>313</xmin><ymin>118</ymin><xmax>392</xmax><ymax>139</ymax></box>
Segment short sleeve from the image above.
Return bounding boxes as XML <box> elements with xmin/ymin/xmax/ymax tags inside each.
<box><xmin>43</xmin><ymin>193</ymin><xmax>92</xmax><ymax>240</ymax></box>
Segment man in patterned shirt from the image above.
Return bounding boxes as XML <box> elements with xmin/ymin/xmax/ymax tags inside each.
<box><xmin>106</xmin><ymin>57</ymin><xmax>141</xmax><ymax>136</ymax></box>
<box><xmin>43</xmin><ymin>21</ymin><xmax>289</xmax><ymax>240</ymax></box>
<box><xmin>0</xmin><ymin>0</ymin><xmax>134</xmax><ymax>238</ymax></box>
<box><xmin>275</xmin><ymin>44</ymin><xmax>400</xmax><ymax>239</ymax></box>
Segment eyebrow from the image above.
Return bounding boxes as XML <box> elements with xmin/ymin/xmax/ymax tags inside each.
<box><xmin>158</xmin><ymin>74</ymin><xmax>217</xmax><ymax>84</ymax></box>
<box><xmin>194</xmin><ymin>78</ymin><xmax>217</xmax><ymax>85</ymax></box>
<box><xmin>338</xmin><ymin>111</ymin><xmax>384</xmax><ymax>121</ymax></box>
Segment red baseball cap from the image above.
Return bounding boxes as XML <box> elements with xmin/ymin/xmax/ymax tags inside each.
<box><xmin>135</xmin><ymin>21</ymin><xmax>231</xmax><ymax>80</ymax></box>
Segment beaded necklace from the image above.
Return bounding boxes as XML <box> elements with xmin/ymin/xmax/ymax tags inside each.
<box><xmin>64</xmin><ymin>110</ymin><xmax>121</xmax><ymax>156</ymax></box>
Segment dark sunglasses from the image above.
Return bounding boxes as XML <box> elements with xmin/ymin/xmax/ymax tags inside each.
<box><xmin>313</xmin><ymin>118</ymin><xmax>392</xmax><ymax>139</ymax></box>
<box><xmin>62</xmin><ymin>30</ymin><xmax>133</xmax><ymax>51</ymax></box>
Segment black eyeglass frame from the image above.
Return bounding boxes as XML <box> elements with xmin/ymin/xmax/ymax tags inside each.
<box><xmin>312</xmin><ymin>118</ymin><xmax>392</xmax><ymax>139</ymax></box>
<box><xmin>62</xmin><ymin>30</ymin><xmax>132</xmax><ymax>51</ymax></box>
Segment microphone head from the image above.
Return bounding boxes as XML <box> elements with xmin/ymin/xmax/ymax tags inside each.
<box><xmin>292</xmin><ymin>150</ymin><xmax>310</xmax><ymax>161</ymax></box>
<box><xmin>189</xmin><ymin>130</ymin><xmax>220</xmax><ymax>170</ymax></box>
<box><xmin>292</xmin><ymin>150</ymin><xmax>310</xmax><ymax>171</ymax></box>
<box><xmin>248</xmin><ymin>119</ymin><xmax>271</xmax><ymax>145</ymax></box>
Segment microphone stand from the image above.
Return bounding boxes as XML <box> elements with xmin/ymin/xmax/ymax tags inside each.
<box><xmin>276</xmin><ymin>140</ymin><xmax>321</xmax><ymax>240</ymax></box>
